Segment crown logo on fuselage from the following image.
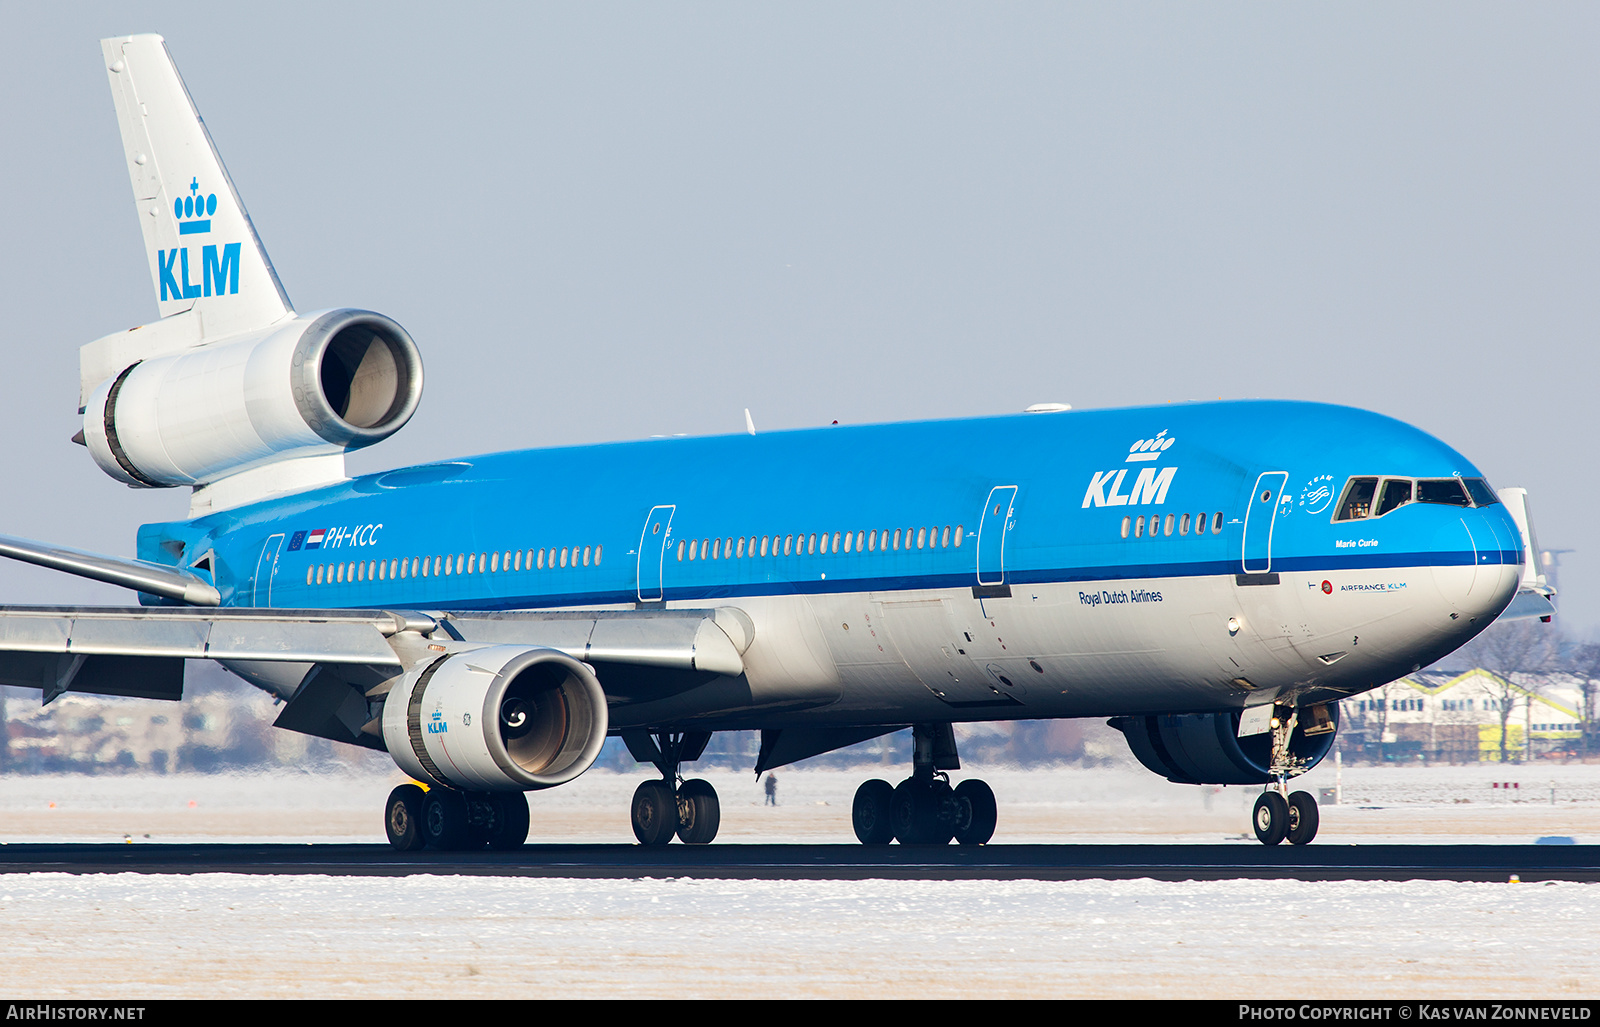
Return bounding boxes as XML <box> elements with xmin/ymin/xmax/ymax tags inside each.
<box><xmin>175</xmin><ymin>177</ymin><xmax>216</xmax><ymax>235</ymax></box>
<box><xmin>1126</xmin><ymin>429</ymin><xmax>1175</xmax><ymax>462</ymax></box>
<box><xmin>1083</xmin><ymin>429</ymin><xmax>1180</xmax><ymax>508</ymax></box>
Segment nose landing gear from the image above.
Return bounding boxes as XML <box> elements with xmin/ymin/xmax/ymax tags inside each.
<box><xmin>1250</xmin><ymin>707</ymin><xmax>1321</xmax><ymax>845</ymax></box>
<box><xmin>1252</xmin><ymin>787</ymin><xmax>1320</xmax><ymax>845</ymax></box>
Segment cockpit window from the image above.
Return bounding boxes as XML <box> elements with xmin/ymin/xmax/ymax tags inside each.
<box><xmin>1334</xmin><ymin>474</ymin><xmax>1495</xmax><ymax>521</ymax></box>
<box><xmin>1375</xmin><ymin>478</ymin><xmax>1412</xmax><ymax>517</ymax></box>
<box><xmin>1334</xmin><ymin>478</ymin><xmax>1378</xmax><ymax>521</ymax></box>
<box><xmin>1417</xmin><ymin>478</ymin><xmax>1470</xmax><ymax>507</ymax></box>
<box><xmin>1462</xmin><ymin>478</ymin><xmax>1499</xmax><ymax>507</ymax></box>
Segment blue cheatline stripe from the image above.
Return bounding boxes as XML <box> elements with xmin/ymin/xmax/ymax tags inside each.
<box><xmin>265</xmin><ymin>548</ymin><xmax>1519</xmax><ymax>613</ymax></box>
<box><xmin>178</xmin><ymin>220</ymin><xmax>211</xmax><ymax>235</ymax></box>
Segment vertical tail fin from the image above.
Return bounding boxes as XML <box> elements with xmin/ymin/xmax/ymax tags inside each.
<box><xmin>101</xmin><ymin>34</ymin><xmax>292</xmax><ymax>336</ymax></box>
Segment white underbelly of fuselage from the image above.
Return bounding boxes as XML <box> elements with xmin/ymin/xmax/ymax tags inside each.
<box><xmin>612</xmin><ymin>561</ymin><xmax>1517</xmax><ymax>730</ymax></box>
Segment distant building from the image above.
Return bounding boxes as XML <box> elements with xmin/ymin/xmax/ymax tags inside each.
<box><xmin>1340</xmin><ymin>668</ymin><xmax>1587</xmax><ymax>763</ymax></box>
<box><xmin>0</xmin><ymin>676</ymin><xmax>388</xmax><ymax>774</ymax></box>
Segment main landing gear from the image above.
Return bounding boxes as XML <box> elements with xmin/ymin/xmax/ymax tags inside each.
<box><xmin>384</xmin><ymin>783</ymin><xmax>531</xmax><ymax>852</ymax></box>
<box><xmin>851</xmin><ymin>723</ymin><xmax>997</xmax><ymax>846</ymax></box>
<box><xmin>624</xmin><ymin>730</ymin><xmax>722</xmax><ymax>846</ymax></box>
<box><xmin>1250</xmin><ymin>706</ymin><xmax>1320</xmax><ymax>846</ymax></box>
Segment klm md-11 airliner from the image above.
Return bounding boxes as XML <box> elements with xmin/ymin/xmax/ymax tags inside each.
<box><xmin>0</xmin><ymin>35</ymin><xmax>1553</xmax><ymax>849</ymax></box>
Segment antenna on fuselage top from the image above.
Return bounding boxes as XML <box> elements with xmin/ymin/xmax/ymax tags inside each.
<box><xmin>744</xmin><ymin>408</ymin><xmax>756</xmax><ymax>436</ymax></box>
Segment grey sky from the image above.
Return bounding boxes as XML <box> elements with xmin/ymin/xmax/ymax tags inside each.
<box><xmin>4</xmin><ymin>3</ymin><xmax>1597</xmax><ymax>629</ymax></box>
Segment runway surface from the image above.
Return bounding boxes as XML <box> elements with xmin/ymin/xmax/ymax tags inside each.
<box><xmin>1</xmin><ymin>841</ymin><xmax>1595</xmax><ymax>881</ymax></box>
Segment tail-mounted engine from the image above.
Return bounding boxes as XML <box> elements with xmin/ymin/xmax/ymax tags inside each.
<box><xmin>1110</xmin><ymin>703</ymin><xmax>1339</xmax><ymax>785</ymax></box>
<box><xmin>82</xmin><ymin>308</ymin><xmax>422</xmax><ymax>490</ymax></box>
<box><xmin>381</xmin><ymin>645</ymin><xmax>609</xmax><ymax>792</ymax></box>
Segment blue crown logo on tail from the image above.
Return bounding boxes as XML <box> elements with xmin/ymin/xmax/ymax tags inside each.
<box><xmin>158</xmin><ymin>176</ymin><xmax>240</xmax><ymax>301</ymax></box>
<box><xmin>175</xmin><ymin>177</ymin><xmax>216</xmax><ymax>235</ymax></box>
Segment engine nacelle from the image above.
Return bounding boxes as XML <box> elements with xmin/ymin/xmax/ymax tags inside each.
<box><xmin>83</xmin><ymin>308</ymin><xmax>422</xmax><ymax>488</ymax></box>
<box><xmin>1109</xmin><ymin>704</ymin><xmax>1339</xmax><ymax>785</ymax></box>
<box><xmin>382</xmin><ymin>645</ymin><xmax>609</xmax><ymax>793</ymax></box>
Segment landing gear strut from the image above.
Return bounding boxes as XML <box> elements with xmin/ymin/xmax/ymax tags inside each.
<box><xmin>623</xmin><ymin>730</ymin><xmax>722</xmax><ymax>846</ymax></box>
<box><xmin>1250</xmin><ymin>706</ymin><xmax>1320</xmax><ymax>846</ymax></box>
<box><xmin>384</xmin><ymin>783</ymin><xmax>531</xmax><ymax>852</ymax></box>
<box><xmin>852</xmin><ymin>723</ymin><xmax>996</xmax><ymax>846</ymax></box>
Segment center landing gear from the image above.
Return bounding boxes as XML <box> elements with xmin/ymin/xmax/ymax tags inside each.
<box><xmin>852</xmin><ymin>723</ymin><xmax>996</xmax><ymax>846</ymax></box>
<box><xmin>623</xmin><ymin>730</ymin><xmax>722</xmax><ymax>846</ymax></box>
<box><xmin>384</xmin><ymin>783</ymin><xmax>531</xmax><ymax>851</ymax></box>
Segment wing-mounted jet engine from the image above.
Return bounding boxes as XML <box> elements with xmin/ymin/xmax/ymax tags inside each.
<box><xmin>1111</xmin><ymin>701</ymin><xmax>1339</xmax><ymax>845</ymax></box>
<box><xmin>381</xmin><ymin>645</ymin><xmax>609</xmax><ymax>793</ymax></box>
<box><xmin>378</xmin><ymin>645</ymin><xmax>609</xmax><ymax>850</ymax></box>
<box><xmin>82</xmin><ymin>35</ymin><xmax>422</xmax><ymax>516</ymax></box>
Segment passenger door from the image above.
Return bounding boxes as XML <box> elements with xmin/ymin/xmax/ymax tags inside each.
<box><xmin>636</xmin><ymin>505</ymin><xmax>676</xmax><ymax>602</ymax></box>
<box><xmin>1240</xmin><ymin>472</ymin><xmax>1288</xmax><ymax>574</ymax></box>
<box><xmin>252</xmin><ymin>533</ymin><xmax>284</xmax><ymax>607</ymax></box>
<box><xmin>975</xmin><ymin>485</ymin><xmax>1018</xmax><ymax>594</ymax></box>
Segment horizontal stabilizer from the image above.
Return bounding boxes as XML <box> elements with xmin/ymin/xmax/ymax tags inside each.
<box><xmin>0</xmin><ymin>533</ymin><xmax>220</xmax><ymax>605</ymax></box>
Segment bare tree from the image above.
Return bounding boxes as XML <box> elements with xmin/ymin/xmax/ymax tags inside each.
<box><xmin>1565</xmin><ymin>642</ymin><xmax>1600</xmax><ymax>759</ymax></box>
<box><xmin>1458</xmin><ymin>621</ymin><xmax>1559</xmax><ymax>763</ymax></box>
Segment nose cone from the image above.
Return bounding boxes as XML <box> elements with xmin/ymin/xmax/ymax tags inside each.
<box><xmin>1430</xmin><ymin>505</ymin><xmax>1522</xmax><ymax>626</ymax></box>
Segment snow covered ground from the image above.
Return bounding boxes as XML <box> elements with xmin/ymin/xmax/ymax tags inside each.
<box><xmin>0</xmin><ymin>762</ymin><xmax>1597</xmax><ymax>997</ymax></box>
<box><xmin>0</xmin><ymin>874</ymin><xmax>1592</xmax><ymax>999</ymax></box>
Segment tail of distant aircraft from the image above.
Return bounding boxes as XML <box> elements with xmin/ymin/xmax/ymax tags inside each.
<box><xmin>1497</xmin><ymin>487</ymin><xmax>1557</xmax><ymax>622</ymax></box>
<box><xmin>79</xmin><ymin>35</ymin><xmax>422</xmax><ymax>517</ymax></box>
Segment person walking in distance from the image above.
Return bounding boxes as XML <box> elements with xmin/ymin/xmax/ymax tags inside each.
<box><xmin>764</xmin><ymin>772</ymin><xmax>778</xmax><ymax>806</ymax></box>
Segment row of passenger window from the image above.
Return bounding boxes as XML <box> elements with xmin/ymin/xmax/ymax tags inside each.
<box><xmin>679</xmin><ymin>525</ymin><xmax>963</xmax><ymax>562</ymax></box>
<box><xmin>306</xmin><ymin>545</ymin><xmax>602</xmax><ymax>586</ymax></box>
<box><xmin>1335</xmin><ymin>476</ymin><xmax>1498</xmax><ymax>522</ymax></box>
<box><xmin>1120</xmin><ymin>511</ymin><xmax>1224</xmax><ymax>539</ymax></box>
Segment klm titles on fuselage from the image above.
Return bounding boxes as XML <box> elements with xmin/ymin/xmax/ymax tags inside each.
<box><xmin>159</xmin><ymin>178</ymin><xmax>240</xmax><ymax>301</ymax></box>
<box><xmin>1082</xmin><ymin>430</ymin><xmax>1179</xmax><ymax>509</ymax></box>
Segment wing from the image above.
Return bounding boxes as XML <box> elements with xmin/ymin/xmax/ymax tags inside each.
<box><xmin>0</xmin><ymin>603</ymin><xmax>753</xmax><ymax>750</ymax></box>
<box><xmin>0</xmin><ymin>531</ymin><xmax>752</xmax><ymax>745</ymax></box>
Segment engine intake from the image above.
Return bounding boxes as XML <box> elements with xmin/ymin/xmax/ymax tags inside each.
<box><xmin>84</xmin><ymin>308</ymin><xmax>422</xmax><ymax>488</ymax></box>
<box><xmin>382</xmin><ymin>645</ymin><xmax>609</xmax><ymax>792</ymax></box>
<box><xmin>1109</xmin><ymin>705</ymin><xmax>1339</xmax><ymax>785</ymax></box>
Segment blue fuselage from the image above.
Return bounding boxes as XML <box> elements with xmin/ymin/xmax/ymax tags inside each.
<box><xmin>134</xmin><ymin>400</ymin><xmax>1523</xmax><ymax>726</ymax></box>
<box><xmin>143</xmin><ymin>400</ymin><xmax>1520</xmax><ymax>611</ymax></box>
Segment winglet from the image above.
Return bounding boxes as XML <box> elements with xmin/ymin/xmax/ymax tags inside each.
<box><xmin>101</xmin><ymin>34</ymin><xmax>292</xmax><ymax>336</ymax></box>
